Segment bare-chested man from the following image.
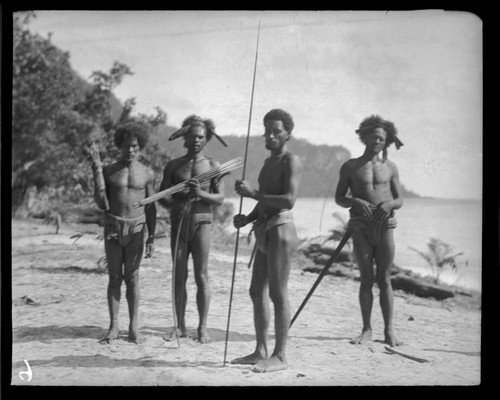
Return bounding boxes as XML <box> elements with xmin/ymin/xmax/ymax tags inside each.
<box><xmin>335</xmin><ymin>114</ymin><xmax>404</xmax><ymax>347</ymax></box>
<box><xmin>89</xmin><ymin>121</ymin><xmax>156</xmax><ymax>344</ymax></box>
<box><xmin>231</xmin><ymin>109</ymin><xmax>302</xmax><ymax>373</ymax></box>
<box><xmin>159</xmin><ymin>115</ymin><xmax>226</xmax><ymax>343</ymax></box>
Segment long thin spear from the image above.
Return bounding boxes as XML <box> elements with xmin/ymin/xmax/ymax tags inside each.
<box><xmin>290</xmin><ymin>230</ymin><xmax>352</xmax><ymax>328</ymax></box>
<box><xmin>223</xmin><ymin>20</ymin><xmax>261</xmax><ymax>366</ymax></box>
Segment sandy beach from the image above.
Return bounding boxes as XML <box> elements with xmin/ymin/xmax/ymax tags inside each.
<box><xmin>10</xmin><ymin>217</ymin><xmax>481</xmax><ymax>387</ymax></box>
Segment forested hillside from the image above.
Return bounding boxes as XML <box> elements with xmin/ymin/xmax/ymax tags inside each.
<box><xmin>11</xmin><ymin>11</ymin><xmax>418</xmax><ymax>216</ymax></box>
<box><xmin>151</xmin><ymin>128</ymin><xmax>419</xmax><ymax>198</ymax></box>
<box><xmin>152</xmin><ymin>129</ymin><xmax>352</xmax><ymax>198</ymax></box>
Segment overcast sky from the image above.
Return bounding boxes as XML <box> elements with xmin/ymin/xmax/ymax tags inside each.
<box><xmin>26</xmin><ymin>10</ymin><xmax>483</xmax><ymax>200</ymax></box>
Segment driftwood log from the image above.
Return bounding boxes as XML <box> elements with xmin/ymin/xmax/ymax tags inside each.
<box><xmin>303</xmin><ymin>263</ymin><xmax>359</xmax><ymax>280</ymax></box>
<box><xmin>390</xmin><ymin>273</ymin><xmax>454</xmax><ymax>300</ymax></box>
<box><xmin>302</xmin><ymin>244</ymin><xmax>455</xmax><ymax>300</ymax></box>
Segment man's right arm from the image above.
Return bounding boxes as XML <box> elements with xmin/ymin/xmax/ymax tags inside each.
<box><xmin>158</xmin><ymin>162</ymin><xmax>174</xmax><ymax>209</ymax></box>
<box><xmin>87</xmin><ymin>142</ymin><xmax>109</xmax><ymax>211</ymax></box>
<box><xmin>335</xmin><ymin>162</ymin><xmax>353</xmax><ymax>209</ymax></box>
<box><xmin>335</xmin><ymin>162</ymin><xmax>374</xmax><ymax>218</ymax></box>
<box><xmin>92</xmin><ymin>164</ymin><xmax>109</xmax><ymax>211</ymax></box>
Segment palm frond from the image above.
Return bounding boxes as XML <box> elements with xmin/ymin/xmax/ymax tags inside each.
<box><xmin>410</xmin><ymin>238</ymin><xmax>465</xmax><ymax>284</ymax></box>
<box><xmin>408</xmin><ymin>246</ymin><xmax>434</xmax><ymax>266</ymax></box>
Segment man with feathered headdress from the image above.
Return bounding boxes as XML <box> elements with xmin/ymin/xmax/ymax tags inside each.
<box><xmin>335</xmin><ymin>114</ymin><xmax>404</xmax><ymax>347</ymax></box>
<box><xmin>159</xmin><ymin>115</ymin><xmax>226</xmax><ymax>343</ymax></box>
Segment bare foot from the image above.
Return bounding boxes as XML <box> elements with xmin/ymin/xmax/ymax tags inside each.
<box><xmin>350</xmin><ymin>329</ymin><xmax>372</xmax><ymax>344</ymax></box>
<box><xmin>98</xmin><ymin>327</ymin><xmax>119</xmax><ymax>344</ymax></box>
<box><xmin>197</xmin><ymin>328</ymin><xmax>211</xmax><ymax>344</ymax></box>
<box><xmin>230</xmin><ymin>352</ymin><xmax>267</xmax><ymax>365</ymax></box>
<box><xmin>128</xmin><ymin>330</ymin><xmax>144</xmax><ymax>344</ymax></box>
<box><xmin>384</xmin><ymin>331</ymin><xmax>403</xmax><ymax>347</ymax></box>
<box><xmin>252</xmin><ymin>355</ymin><xmax>288</xmax><ymax>373</ymax></box>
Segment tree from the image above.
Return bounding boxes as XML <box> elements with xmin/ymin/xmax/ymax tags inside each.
<box><xmin>122</xmin><ymin>104</ymin><xmax>170</xmax><ymax>187</ymax></box>
<box><xmin>13</xmin><ymin>11</ymin><xmax>88</xmax><ymax>208</ymax></box>
<box><xmin>12</xmin><ymin>12</ymin><xmax>168</xmax><ymax>212</ymax></box>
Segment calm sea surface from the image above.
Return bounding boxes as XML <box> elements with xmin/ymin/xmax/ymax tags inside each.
<box><xmin>224</xmin><ymin>197</ymin><xmax>482</xmax><ymax>292</ymax></box>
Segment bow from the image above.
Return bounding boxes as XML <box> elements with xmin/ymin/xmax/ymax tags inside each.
<box><xmin>169</xmin><ymin>211</ymin><xmax>186</xmax><ymax>348</ymax></box>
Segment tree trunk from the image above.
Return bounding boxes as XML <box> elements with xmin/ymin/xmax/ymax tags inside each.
<box><xmin>12</xmin><ymin>160</ymin><xmax>38</xmax><ymax>214</ymax></box>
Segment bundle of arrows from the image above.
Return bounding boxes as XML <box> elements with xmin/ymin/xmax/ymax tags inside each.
<box><xmin>133</xmin><ymin>156</ymin><xmax>244</xmax><ymax>208</ymax></box>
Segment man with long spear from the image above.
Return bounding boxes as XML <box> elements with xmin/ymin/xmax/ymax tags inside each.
<box><xmin>231</xmin><ymin>108</ymin><xmax>302</xmax><ymax>373</ymax></box>
<box><xmin>158</xmin><ymin>115</ymin><xmax>226</xmax><ymax>344</ymax></box>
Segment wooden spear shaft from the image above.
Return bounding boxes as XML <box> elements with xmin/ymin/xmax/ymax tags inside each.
<box><xmin>223</xmin><ymin>20</ymin><xmax>261</xmax><ymax>366</ymax></box>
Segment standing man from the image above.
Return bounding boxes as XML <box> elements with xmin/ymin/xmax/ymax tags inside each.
<box><xmin>335</xmin><ymin>114</ymin><xmax>404</xmax><ymax>347</ymax></box>
<box><xmin>88</xmin><ymin>121</ymin><xmax>156</xmax><ymax>344</ymax></box>
<box><xmin>159</xmin><ymin>115</ymin><xmax>226</xmax><ymax>344</ymax></box>
<box><xmin>231</xmin><ymin>109</ymin><xmax>302</xmax><ymax>373</ymax></box>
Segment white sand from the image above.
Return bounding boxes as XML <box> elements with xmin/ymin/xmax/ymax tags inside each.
<box><xmin>10</xmin><ymin>218</ymin><xmax>481</xmax><ymax>386</ymax></box>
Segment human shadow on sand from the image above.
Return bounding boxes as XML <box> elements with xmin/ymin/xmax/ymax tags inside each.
<box><xmin>13</xmin><ymin>325</ymin><xmax>106</xmax><ymax>343</ymax></box>
<box><xmin>423</xmin><ymin>348</ymin><xmax>480</xmax><ymax>357</ymax></box>
<box><xmin>288</xmin><ymin>334</ymin><xmax>353</xmax><ymax>341</ymax></box>
<box><xmin>140</xmin><ymin>326</ymin><xmax>256</xmax><ymax>343</ymax></box>
<box><xmin>13</xmin><ymin>324</ymin><xmax>256</xmax><ymax>344</ymax></box>
<box><xmin>31</xmin><ymin>265</ymin><xmax>107</xmax><ymax>274</ymax></box>
<box><xmin>11</xmin><ymin>354</ymin><xmax>223</xmax><ymax>371</ymax></box>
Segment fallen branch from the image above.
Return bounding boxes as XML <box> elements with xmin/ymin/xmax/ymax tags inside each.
<box><xmin>384</xmin><ymin>346</ymin><xmax>429</xmax><ymax>363</ymax></box>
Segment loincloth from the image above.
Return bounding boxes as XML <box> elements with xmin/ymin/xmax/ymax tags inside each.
<box><xmin>104</xmin><ymin>213</ymin><xmax>146</xmax><ymax>247</ymax></box>
<box><xmin>172</xmin><ymin>212</ymin><xmax>213</xmax><ymax>244</ymax></box>
<box><xmin>348</xmin><ymin>211</ymin><xmax>397</xmax><ymax>246</ymax></box>
<box><xmin>252</xmin><ymin>210</ymin><xmax>295</xmax><ymax>254</ymax></box>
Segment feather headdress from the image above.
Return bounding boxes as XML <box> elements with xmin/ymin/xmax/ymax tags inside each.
<box><xmin>169</xmin><ymin>115</ymin><xmax>227</xmax><ymax>147</ymax></box>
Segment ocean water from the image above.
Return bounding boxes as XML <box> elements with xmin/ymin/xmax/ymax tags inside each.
<box><xmin>224</xmin><ymin>197</ymin><xmax>482</xmax><ymax>292</ymax></box>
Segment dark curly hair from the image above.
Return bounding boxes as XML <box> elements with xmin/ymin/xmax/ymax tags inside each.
<box><xmin>114</xmin><ymin>121</ymin><xmax>150</xmax><ymax>149</ymax></box>
<box><xmin>263</xmin><ymin>109</ymin><xmax>295</xmax><ymax>134</ymax></box>
<box><xmin>356</xmin><ymin>115</ymin><xmax>396</xmax><ymax>143</ymax></box>
<box><xmin>355</xmin><ymin>114</ymin><xmax>402</xmax><ymax>159</ymax></box>
<box><xmin>182</xmin><ymin>115</ymin><xmax>216</xmax><ymax>141</ymax></box>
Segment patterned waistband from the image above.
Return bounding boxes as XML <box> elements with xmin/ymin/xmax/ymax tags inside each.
<box><xmin>104</xmin><ymin>212</ymin><xmax>146</xmax><ymax>224</ymax></box>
